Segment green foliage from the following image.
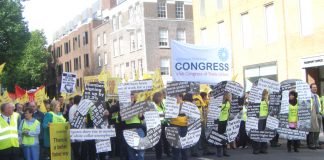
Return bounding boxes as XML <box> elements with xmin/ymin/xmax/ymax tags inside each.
<box><xmin>0</xmin><ymin>0</ymin><xmax>49</xmax><ymax>91</ymax></box>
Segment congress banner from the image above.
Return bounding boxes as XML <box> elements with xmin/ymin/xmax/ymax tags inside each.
<box><xmin>171</xmin><ymin>41</ymin><xmax>232</xmax><ymax>83</ymax></box>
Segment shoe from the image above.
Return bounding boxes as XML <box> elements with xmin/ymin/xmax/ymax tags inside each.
<box><xmin>260</xmin><ymin>151</ymin><xmax>268</xmax><ymax>154</ymax></box>
<box><xmin>243</xmin><ymin>146</ymin><xmax>248</xmax><ymax>149</ymax></box>
<box><xmin>309</xmin><ymin>146</ymin><xmax>316</xmax><ymax>150</ymax></box>
<box><xmin>223</xmin><ymin>153</ymin><xmax>230</xmax><ymax>157</ymax></box>
<box><xmin>294</xmin><ymin>149</ymin><xmax>299</xmax><ymax>152</ymax></box>
<box><xmin>203</xmin><ymin>151</ymin><xmax>215</xmax><ymax>155</ymax></box>
<box><xmin>316</xmin><ymin>146</ymin><xmax>322</xmax><ymax>149</ymax></box>
<box><xmin>238</xmin><ymin>146</ymin><xmax>243</xmax><ymax>149</ymax></box>
<box><xmin>253</xmin><ymin>150</ymin><xmax>259</xmax><ymax>154</ymax></box>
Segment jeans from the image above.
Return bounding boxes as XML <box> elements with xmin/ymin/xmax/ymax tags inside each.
<box><xmin>172</xmin><ymin>126</ymin><xmax>188</xmax><ymax>160</ymax></box>
<box><xmin>23</xmin><ymin>145</ymin><xmax>40</xmax><ymax>160</ymax></box>
<box><xmin>127</xmin><ymin>128</ymin><xmax>145</xmax><ymax>160</ymax></box>
<box><xmin>155</xmin><ymin>124</ymin><xmax>170</xmax><ymax>160</ymax></box>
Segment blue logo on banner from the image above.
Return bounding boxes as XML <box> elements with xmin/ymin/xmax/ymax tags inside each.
<box><xmin>218</xmin><ymin>48</ymin><xmax>229</xmax><ymax>62</ymax></box>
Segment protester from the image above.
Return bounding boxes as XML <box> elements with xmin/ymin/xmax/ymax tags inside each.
<box><xmin>42</xmin><ymin>100</ymin><xmax>66</xmax><ymax>160</ymax></box>
<box><xmin>308</xmin><ymin>83</ymin><xmax>322</xmax><ymax>149</ymax></box>
<box><xmin>19</xmin><ymin>107</ymin><xmax>41</xmax><ymax>160</ymax></box>
<box><xmin>216</xmin><ymin>92</ymin><xmax>231</xmax><ymax>157</ymax></box>
<box><xmin>44</xmin><ymin>100</ymin><xmax>51</xmax><ymax>112</ymax></box>
<box><xmin>170</xmin><ymin>93</ymin><xmax>188</xmax><ymax>160</ymax></box>
<box><xmin>287</xmin><ymin>90</ymin><xmax>300</xmax><ymax>152</ymax></box>
<box><xmin>0</xmin><ymin>103</ymin><xmax>20</xmax><ymax>160</ymax></box>
<box><xmin>252</xmin><ymin>89</ymin><xmax>269</xmax><ymax>154</ymax></box>
<box><xmin>123</xmin><ymin>93</ymin><xmax>145</xmax><ymax>160</ymax></box>
<box><xmin>321</xmin><ymin>88</ymin><xmax>324</xmax><ymax>133</ymax></box>
<box><xmin>153</xmin><ymin>92</ymin><xmax>171</xmax><ymax>160</ymax></box>
<box><xmin>81</xmin><ymin>106</ymin><xmax>97</xmax><ymax>160</ymax></box>
<box><xmin>69</xmin><ymin>95</ymin><xmax>82</xmax><ymax>160</ymax></box>
<box><xmin>237</xmin><ymin>92</ymin><xmax>249</xmax><ymax>149</ymax></box>
<box><xmin>14</xmin><ymin>103</ymin><xmax>24</xmax><ymax>117</ymax></box>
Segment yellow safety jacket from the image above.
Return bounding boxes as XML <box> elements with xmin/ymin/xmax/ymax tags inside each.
<box><xmin>259</xmin><ymin>101</ymin><xmax>269</xmax><ymax>118</ymax></box>
<box><xmin>242</xmin><ymin>106</ymin><xmax>247</xmax><ymax>122</ymax></box>
<box><xmin>219</xmin><ymin>101</ymin><xmax>230</xmax><ymax>122</ymax></box>
<box><xmin>0</xmin><ymin>112</ymin><xmax>19</xmax><ymax>150</ymax></box>
<box><xmin>125</xmin><ymin>115</ymin><xmax>141</xmax><ymax>125</ymax></box>
<box><xmin>288</xmin><ymin>104</ymin><xmax>298</xmax><ymax>123</ymax></box>
<box><xmin>49</xmin><ymin>112</ymin><xmax>66</xmax><ymax>123</ymax></box>
<box><xmin>22</xmin><ymin>120</ymin><xmax>40</xmax><ymax>145</ymax></box>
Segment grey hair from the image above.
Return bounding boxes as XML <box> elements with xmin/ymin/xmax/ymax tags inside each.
<box><xmin>1</xmin><ymin>103</ymin><xmax>9</xmax><ymax>112</ymax></box>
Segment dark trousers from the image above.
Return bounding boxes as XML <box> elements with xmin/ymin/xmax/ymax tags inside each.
<box><xmin>238</xmin><ymin>121</ymin><xmax>249</xmax><ymax>147</ymax></box>
<box><xmin>155</xmin><ymin>124</ymin><xmax>170</xmax><ymax>160</ymax></box>
<box><xmin>0</xmin><ymin>147</ymin><xmax>20</xmax><ymax>160</ymax></box>
<box><xmin>308</xmin><ymin>132</ymin><xmax>320</xmax><ymax>147</ymax></box>
<box><xmin>270</xmin><ymin>134</ymin><xmax>279</xmax><ymax>146</ymax></box>
<box><xmin>71</xmin><ymin>141</ymin><xmax>82</xmax><ymax>160</ymax></box>
<box><xmin>81</xmin><ymin>140</ymin><xmax>97</xmax><ymax>160</ymax></box>
<box><xmin>252</xmin><ymin>141</ymin><xmax>267</xmax><ymax>153</ymax></box>
<box><xmin>287</xmin><ymin>140</ymin><xmax>299</xmax><ymax>151</ymax></box>
<box><xmin>172</xmin><ymin>126</ymin><xmax>188</xmax><ymax>160</ymax></box>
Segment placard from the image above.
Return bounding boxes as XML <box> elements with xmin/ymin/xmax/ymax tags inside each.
<box><xmin>246</xmin><ymin>117</ymin><xmax>259</xmax><ymax>132</ymax></box>
<box><xmin>165</xmin><ymin>127</ymin><xmax>181</xmax><ymax>147</ymax></box>
<box><xmin>248</xmin><ymin>86</ymin><xmax>263</xmax><ymax>103</ymax></box>
<box><xmin>277</xmin><ymin>127</ymin><xmax>308</xmax><ymax>140</ymax></box>
<box><xmin>266</xmin><ymin>116</ymin><xmax>279</xmax><ymax>130</ymax></box>
<box><xmin>166</xmin><ymin>81</ymin><xmax>199</xmax><ymax>97</ymax></box>
<box><xmin>91</xmin><ymin>102</ymin><xmax>105</xmax><ymax>127</ymax></box>
<box><xmin>77</xmin><ymin>99</ymin><xmax>94</xmax><ymax>116</ymax></box>
<box><xmin>296</xmin><ymin>81</ymin><xmax>312</xmax><ymax>101</ymax></box>
<box><xmin>144</xmin><ymin>111</ymin><xmax>161</xmax><ymax>129</ymax></box>
<box><xmin>269</xmin><ymin>92</ymin><xmax>281</xmax><ymax>116</ymax></box>
<box><xmin>210</xmin><ymin>81</ymin><xmax>226</xmax><ymax>98</ymax></box>
<box><xmin>207</xmin><ymin>97</ymin><xmax>222</xmax><ymax>119</ymax></box>
<box><xmin>120</xmin><ymin>101</ymin><xmax>146</xmax><ymax>120</ymax></box>
<box><xmin>60</xmin><ymin>72</ymin><xmax>77</xmax><ymax>93</ymax></box>
<box><xmin>96</xmin><ymin>140</ymin><xmax>111</xmax><ymax>153</ymax></box>
<box><xmin>83</xmin><ymin>82</ymin><xmax>105</xmax><ymax>102</ymax></box>
<box><xmin>249</xmin><ymin>130</ymin><xmax>276</xmax><ymax>142</ymax></box>
<box><xmin>246</xmin><ymin>104</ymin><xmax>260</xmax><ymax>118</ymax></box>
<box><xmin>50</xmin><ymin>123</ymin><xmax>71</xmax><ymax>160</ymax></box>
<box><xmin>182</xmin><ymin>102</ymin><xmax>201</xmax><ymax>119</ymax></box>
<box><xmin>70</xmin><ymin>128</ymin><xmax>116</xmax><ymax>141</ymax></box>
<box><xmin>280</xmin><ymin>90</ymin><xmax>289</xmax><ymax>114</ymax></box>
<box><xmin>278</xmin><ymin>113</ymin><xmax>289</xmax><ymax>128</ymax></box>
<box><xmin>180</xmin><ymin>129</ymin><xmax>201</xmax><ymax>148</ymax></box>
<box><xmin>225</xmin><ymin>81</ymin><xmax>244</xmax><ymax>97</ymax></box>
<box><xmin>165</xmin><ymin>96</ymin><xmax>179</xmax><ymax>118</ymax></box>
<box><xmin>206</xmin><ymin>129</ymin><xmax>228</xmax><ymax>145</ymax></box>
<box><xmin>226</xmin><ymin>118</ymin><xmax>241</xmax><ymax>142</ymax></box>
<box><xmin>70</xmin><ymin>112</ymin><xmax>86</xmax><ymax>129</ymax></box>
<box><xmin>257</xmin><ymin>78</ymin><xmax>280</xmax><ymax>93</ymax></box>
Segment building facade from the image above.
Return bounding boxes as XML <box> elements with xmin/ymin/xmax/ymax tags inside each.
<box><xmin>93</xmin><ymin>0</ymin><xmax>194</xmax><ymax>81</ymax></box>
<box><xmin>193</xmin><ymin>0</ymin><xmax>324</xmax><ymax>94</ymax></box>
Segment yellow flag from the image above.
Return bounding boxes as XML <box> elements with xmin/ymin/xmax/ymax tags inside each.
<box><xmin>0</xmin><ymin>63</ymin><xmax>5</xmax><ymax>75</ymax></box>
<box><xmin>35</xmin><ymin>86</ymin><xmax>46</xmax><ymax>105</ymax></box>
<box><xmin>0</xmin><ymin>91</ymin><xmax>12</xmax><ymax>103</ymax></box>
<box><xmin>18</xmin><ymin>92</ymin><xmax>29</xmax><ymax>104</ymax></box>
<box><xmin>39</xmin><ymin>103</ymin><xmax>47</xmax><ymax>113</ymax></box>
<box><xmin>232</xmin><ymin>73</ymin><xmax>238</xmax><ymax>81</ymax></box>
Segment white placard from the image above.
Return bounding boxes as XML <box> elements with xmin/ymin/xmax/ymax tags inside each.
<box><xmin>77</xmin><ymin>99</ymin><xmax>94</xmax><ymax>116</ymax></box>
<box><xmin>182</xmin><ymin>102</ymin><xmax>200</xmax><ymax>119</ymax></box>
<box><xmin>70</xmin><ymin>129</ymin><xmax>116</xmax><ymax>141</ymax></box>
<box><xmin>179</xmin><ymin>128</ymin><xmax>201</xmax><ymax>148</ymax></box>
<box><xmin>249</xmin><ymin>86</ymin><xmax>263</xmax><ymax>103</ymax></box>
<box><xmin>123</xmin><ymin>130</ymin><xmax>141</xmax><ymax>147</ymax></box>
<box><xmin>144</xmin><ymin>111</ymin><xmax>160</xmax><ymax>129</ymax></box>
<box><xmin>207</xmin><ymin>97</ymin><xmax>222</xmax><ymax>119</ymax></box>
<box><xmin>96</xmin><ymin>140</ymin><xmax>111</xmax><ymax>153</ymax></box>
<box><xmin>257</xmin><ymin>78</ymin><xmax>280</xmax><ymax>93</ymax></box>
<box><xmin>296</xmin><ymin>81</ymin><xmax>311</xmax><ymax>101</ymax></box>
<box><xmin>226</xmin><ymin>118</ymin><xmax>241</xmax><ymax>142</ymax></box>
<box><xmin>225</xmin><ymin>81</ymin><xmax>244</xmax><ymax>97</ymax></box>
<box><xmin>165</xmin><ymin>96</ymin><xmax>179</xmax><ymax>118</ymax></box>
<box><xmin>266</xmin><ymin>116</ymin><xmax>279</xmax><ymax>130</ymax></box>
<box><xmin>60</xmin><ymin>72</ymin><xmax>77</xmax><ymax>93</ymax></box>
<box><xmin>280</xmin><ymin>90</ymin><xmax>289</xmax><ymax>114</ymax></box>
<box><xmin>246</xmin><ymin>117</ymin><xmax>259</xmax><ymax>132</ymax></box>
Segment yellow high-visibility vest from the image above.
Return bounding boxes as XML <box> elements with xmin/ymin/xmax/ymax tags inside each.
<box><xmin>288</xmin><ymin>104</ymin><xmax>298</xmax><ymax>123</ymax></box>
<box><xmin>219</xmin><ymin>101</ymin><xmax>230</xmax><ymax>122</ymax></box>
<box><xmin>259</xmin><ymin>101</ymin><xmax>268</xmax><ymax>118</ymax></box>
<box><xmin>22</xmin><ymin>119</ymin><xmax>40</xmax><ymax>145</ymax></box>
<box><xmin>49</xmin><ymin>112</ymin><xmax>66</xmax><ymax>123</ymax></box>
<box><xmin>0</xmin><ymin>112</ymin><xmax>19</xmax><ymax>150</ymax></box>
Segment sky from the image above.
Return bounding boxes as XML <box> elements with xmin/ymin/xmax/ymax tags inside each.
<box><xmin>22</xmin><ymin>0</ymin><xmax>97</xmax><ymax>43</ymax></box>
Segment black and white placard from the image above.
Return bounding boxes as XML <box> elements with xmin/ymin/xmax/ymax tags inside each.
<box><xmin>60</xmin><ymin>72</ymin><xmax>77</xmax><ymax>93</ymax></box>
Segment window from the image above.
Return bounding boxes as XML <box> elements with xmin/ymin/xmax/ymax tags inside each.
<box><xmin>131</xmin><ymin>61</ymin><xmax>135</xmax><ymax>79</ymax></box>
<box><xmin>76</xmin><ymin>79</ymin><xmax>80</xmax><ymax>87</ymax></box>
<box><xmin>176</xmin><ymin>29</ymin><xmax>186</xmax><ymax>43</ymax></box>
<box><xmin>103</xmin><ymin>32</ymin><xmax>107</xmax><ymax>45</ymax></box>
<box><xmin>218</xmin><ymin>21</ymin><xmax>227</xmax><ymax>45</ymax></box>
<box><xmin>130</xmin><ymin>33</ymin><xmax>136</xmax><ymax>51</ymax></box>
<box><xmin>64</xmin><ymin>42</ymin><xmax>69</xmax><ymax>54</ymax></box>
<box><xmin>65</xmin><ymin>61</ymin><xmax>70</xmax><ymax>72</ymax></box>
<box><xmin>200</xmin><ymin>28</ymin><xmax>207</xmax><ymax>45</ymax></box>
<box><xmin>98</xmin><ymin>54</ymin><xmax>102</xmax><ymax>67</ymax></box>
<box><xmin>74</xmin><ymin>58</ymin><xmax>79</xmax><ymax>70</ymax></box>
<box><xmin>137</xmin><ymin>31</ymin><xmax>142</xmax><ymax>49</ymax></box>
<box><xmin>114</xmin><ymin>65</ymin><xmax>119</xmax><ymax>77</ymax></box>
<box><xmin>119</xmin><ymin>37</ymin><xmax>123</xmax><ymax>55</ymax></box>
<box><xmin>57</xmin><ymin>64</ymin><xmax>63</xmax><ymax>75</ymax></box>
<box><xmin>78</xmin><ymin>35</ymin><xmax>81</xmax><ymax>48</ymax></box>
<box><xmin>84</xmin><ymin>54</ymin><xmax>89</xmax><ymax>68</ymax></box>
<box><xmin>265</xmin><ymin>3</ymin><xmax>277</xmax><ymax>43</ymax></box>
<box><xmin>299</xmin><ymin>0</ymin><xmax>313</xmax><ymax>36</ymax></box>
<box><xmin>159</xmin><ymin>29</ymin><xmax>168</xmax><ymax>47</ymax></box>
<box><xmin>120</xmin><ymin>63</ymin><xmax>125</xmax><ymax>79</ymax></box>
<box><xmin>175</xmin><ymin>1</ymin><xmax>184</xmax><ymax>19</ymax></box>
<box><xmin>118</xmin><ymin>13</ymin><xmax>123</xmax><ymax>28</ymax></box>
<box><xmin>160</xmin><ymin>58</ymin><xmax>170</xmax><ymax>75</ymax></box>
<box><xmin>104</xmin><ymin>52</ymin><xmax>108</xmax><ymax>65</ymax></box>
<box><xmin>157</xmin><ymin>0</ymin><xmax>167</xmax><ymax>18</ymax></box>
<box><xmin>97</xmin><ymin>35</ymin><xmax>101</xmax><ymax>47</ymax></box>
<box><xmin>138</xmin><ymin>59</ymin><xmax>143</xmax><ymax>77</ymax></box>
<box><xmin>113</xmin><ymin>40</ymin><xmax>118</xmax><ymax>56</ymax></box>
<box><xmin>200</xmin><ymin>0</ymin><xmax>205</xmax><ymax>16</ymax></box>
<box><xmin>244</xmin><ymin>63</ymin><xmax>277</xmax><ymax>91</ymax></box>
<box><xmin>241</xmin><ymin>12</ymin><xmax>252</xmax><ymax>48</ymax></box>
<box><xmin>79</xmin><ymin>56</ymin><xmax>81</xmax><ymax>69</ymax></box>
<box><xmin>128</xmin><ymin>7</ymin><xmax>134</xmax><ymax>24</ymax></box>
<box><xmin>73</xmin><ymin>37</ymin><xmax>77</xmax><ymax>50</ymax></box>
<box><xmin>112</xmin><ymin>16</ymin><xmax>117</xmax><ymax>31</ymax></box>
<box><xmin>68</xmin><ymin>40</ymin><xmax>71</xmax><ymax>53</ymax></box>
<box><xmin>83</xmin><ymin>31</ymin><xmax>89</xmax><ymax>45</ymax></box>
<box><xmin>216</xmin><ymin>0</ymin><xmax>223</xmax><ymax>10</ymax></box>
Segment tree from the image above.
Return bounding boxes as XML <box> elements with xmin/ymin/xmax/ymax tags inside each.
<box><xmin>0</xmin><ymin>0</ymin><xmax>30</xmax><ymax>91</ymax></box>
<box><xmin>15</xmin><ymin>30</ymin><xmax>50</xmax><ymax>89</ymax></box>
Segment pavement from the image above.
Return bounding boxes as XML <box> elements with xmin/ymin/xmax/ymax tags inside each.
<box><xmin>111</xmin><ymin>134</ymin><xmax>324</xmax><ymax>160</ymax></box>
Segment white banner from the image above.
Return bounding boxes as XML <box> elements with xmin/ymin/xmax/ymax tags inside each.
<box><xmin>60</xmin><ymin>72</ymin><xmax>77</xmax><ymax>93</ymax></box>
<box><xmin>171</xmin><ymin>41</ymin><xmax>232</xmax><ymax>83</ymax></box>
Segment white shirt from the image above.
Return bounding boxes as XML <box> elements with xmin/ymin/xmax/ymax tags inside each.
<box><xmin>1</xmin><ymin>114</ymin><xmax>10</xmax><ymax>123</ymax></box>
<box><xmin>69</xmin><ymin>104</ymin><xmax>78</xmax><ymax>122</ymax></box>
